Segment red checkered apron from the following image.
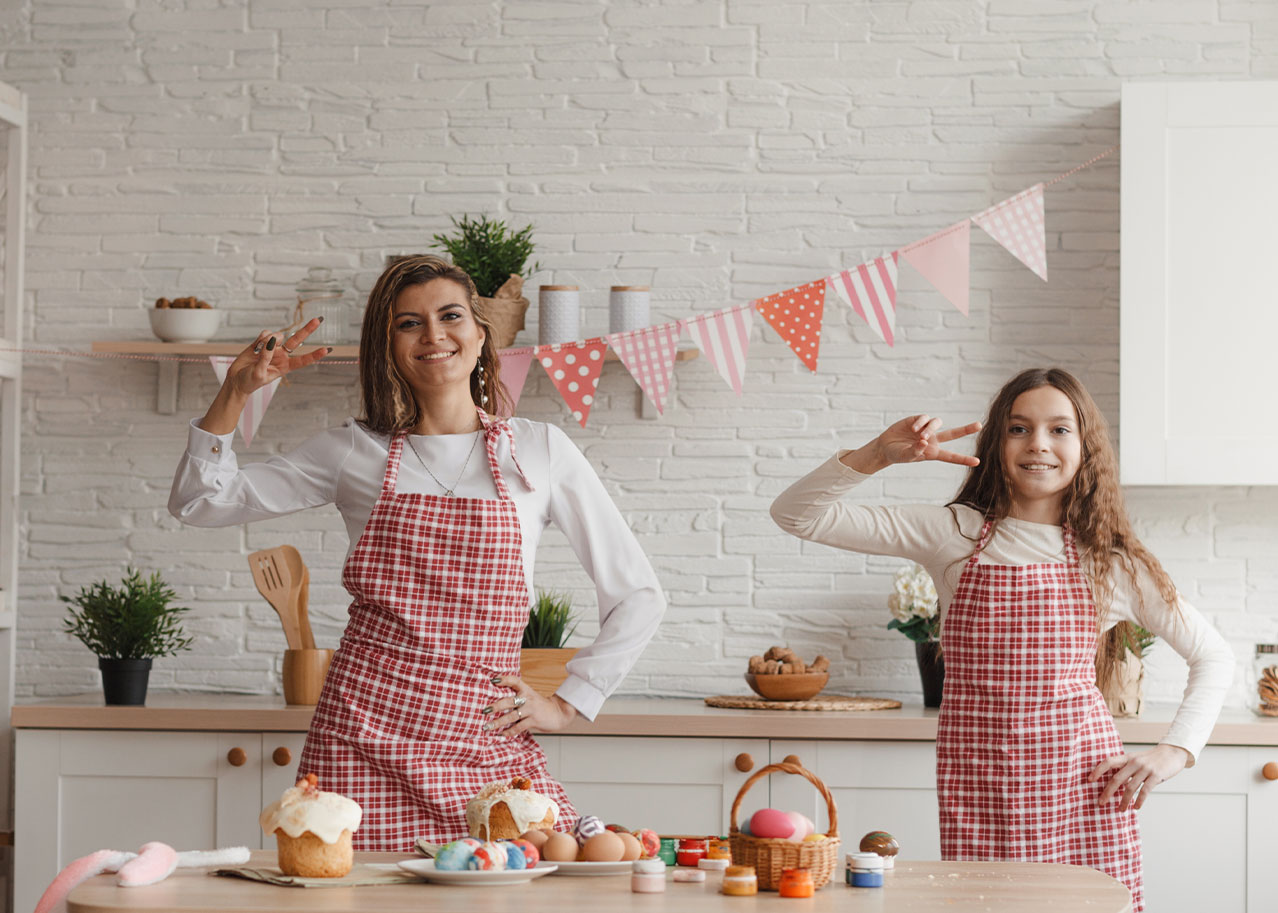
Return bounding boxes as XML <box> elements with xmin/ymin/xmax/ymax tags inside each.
<box><xmin>298</xmin><ymin>412</ymin><xmax>578</xmax><ymax>851</ymax></box>
<box><xmin>937</xmin><ymin>521</ymin><xmax>1143</xmax><ymax>911</ymax></box>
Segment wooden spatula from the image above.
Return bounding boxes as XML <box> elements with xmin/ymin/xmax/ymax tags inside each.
<box><xmin>278</xmin><ymin>545</ymin><xmax>316</xmax><ymax>650</ymax></box>
<box><xmin>248</xmin><ymin>547</ymin><xmax>304</xmax><ymax>650</ymax></box>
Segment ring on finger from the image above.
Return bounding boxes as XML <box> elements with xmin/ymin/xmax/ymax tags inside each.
<box><xmin>517</xmin><ymin>709</ymin><xmax>523</xmax><ymax>720</ymax></box>
<box><xmin>513</xmin><ymin>696</ymin><xmax>526</xmax><ymax>708</ymax></box>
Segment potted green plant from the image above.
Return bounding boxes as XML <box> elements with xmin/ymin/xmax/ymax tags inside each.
<box><xmin>1099</xmin><ymin>623</ymin><xmax>1155</xmax><ymax>718</ymax></box>
<box><xmin>431</xmin><ymin>214</ymin><xmax>540</xmax><ymax>348</ymax></box>
<box><xmin>519</xmin><ymin>590</ymin><xmax>580</xmax><ymax>698</ymax></box>
<box><xmin>62</xmin><ymin>568</ymin><xmax>194</xmax><ymax>706</ymax></box>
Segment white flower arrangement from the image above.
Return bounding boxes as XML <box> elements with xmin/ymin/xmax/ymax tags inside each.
<box><xmin>886</xmin><ymin>563</ymin><xmax>940</xmax><ymax>643</ymax></box>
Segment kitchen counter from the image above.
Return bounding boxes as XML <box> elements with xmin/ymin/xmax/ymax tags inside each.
<box><xmin>66</xmin><ymin>851</ymin><xmax>1132</xmax><ymax>912</ymax></box>
<box><xmin>12</xmin><ymin>693</ymin><xmax>1278</xmax><ymax>745</ymax></box>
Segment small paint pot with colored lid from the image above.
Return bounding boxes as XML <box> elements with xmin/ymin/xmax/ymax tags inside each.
<box><xmin>778</xmin><ymin>868</ymin><xmax>814</xmax><ymax>898</ymax></box>
<box><xmin>632</xmin><ymin>857</ymin><xmax>666</xmax><ymax>893</ymax></box>
<box><xmin>676</xmin><ymin>838</ymin><xmax>707</xmax><ymax>867</ymax></box>
<box><xmin>721</xmin><ymin>865</ymin><xmax>757</xmax><ymax>896</ymax></box>
<box><xmin>845</xmin><ymin>852</ymin><xmax>884</xmax><ymax>887</ymax></box>
<box><xmin>657</xmin><ymin>837</ymin><xmax>677</xmax><ymax>866</ymax></box>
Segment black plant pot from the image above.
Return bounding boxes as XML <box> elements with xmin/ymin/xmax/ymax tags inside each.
<box><xmin>914</xmin><ymin>640</ymin><xmax>945</xmax><ymax>709</ymax></box>
<box><xmin>99</xmin><ymin>657</ymin><xmax>152</xmax><ymax>706</ymax></box>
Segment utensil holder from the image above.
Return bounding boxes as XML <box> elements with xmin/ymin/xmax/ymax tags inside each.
<box><xmin>728</xmin><ymin>760</ymin><xmax>841</xmax><ymax>890</ymax></box>
<box><xmin>283</xmin><ymin>648</ymin><xmax>333</xmax><ymax>705</ymax></box>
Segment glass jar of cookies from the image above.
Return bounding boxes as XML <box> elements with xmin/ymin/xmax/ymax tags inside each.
<box><xmin>1253</xmin><ymin>644</ymin><xmax>1278</xmax><ymax>716</ymax></box>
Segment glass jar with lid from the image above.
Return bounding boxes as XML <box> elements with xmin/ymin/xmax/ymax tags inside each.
<box><xmin>293</xmin><ymin>267</ymin><xmax>350</xmax><ymax>346</ymax></box>
<box><xmin>1254</xmin><ymin>644</ymin><xmax>1278</xmax><ymax>717</ymax></box>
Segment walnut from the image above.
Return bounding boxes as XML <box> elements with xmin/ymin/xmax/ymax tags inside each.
<box><xmin>748</xmin><ymin>655</ymin><xmax>765</xmax><ymax>673</ymax></box>
<box><xmin>811</xmin><ymin>655</ymin><xmax>830</xmax><ymax>673</ymax></box>
<box><xmin>510</xmin><ymin>776</ymin><xmax>532</xmax><ymax>790</ymax></box>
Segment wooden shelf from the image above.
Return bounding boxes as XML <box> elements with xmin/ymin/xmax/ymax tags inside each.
<box><xmin>90</xmin><ymin>340</ymin><xmax>699</xmax><ymax>417</ymax></box>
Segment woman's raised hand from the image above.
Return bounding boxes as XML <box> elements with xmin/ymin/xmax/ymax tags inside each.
<box><xmin>842</xmin><ymin>414</ymin><xmax>982</xmax><ymax>474</ymax></box>
<box><xmin>223</xmin><ymin>318</ymin><xmax>330</xmax><ymax>399</ymax></box>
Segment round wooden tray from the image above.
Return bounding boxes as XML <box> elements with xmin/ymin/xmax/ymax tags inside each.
<box><xmin>704</xmin><ymin>694</ymin><xmax>901</xmax><ymax>711</ymax></box>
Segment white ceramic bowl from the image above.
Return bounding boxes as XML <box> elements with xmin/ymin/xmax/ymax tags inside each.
<box><xmin>148</xmin><ymin>308</ymin><xmax>221</xmax><ymax>343</ymax></box>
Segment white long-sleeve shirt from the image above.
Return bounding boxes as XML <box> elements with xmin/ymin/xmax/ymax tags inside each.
<box><xmin>169</xmin><ymin>416</ymin><xmax>667</xmax><ymax>721</ymax></box>
<box><xmin>770</xmin><ymin>453</ymin><xmax>1234</xmax><ymax>763</ymax></box>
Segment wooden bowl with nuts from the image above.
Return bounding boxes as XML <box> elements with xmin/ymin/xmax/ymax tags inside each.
<box><xmin>744</xmin><ymin>647</ymin><xmax>831</xmax><ymax>701</ymax></box>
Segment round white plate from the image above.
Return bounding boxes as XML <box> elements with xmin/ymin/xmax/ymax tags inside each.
<box><xmin>545</xmin><ymin>859</ymin><xmax>634</xmax><ymax>876</ymax></box>
<box><xmin>396</xmin><ymin>858</ymin><xmax>558</xmax><ymax>886</ymax></box>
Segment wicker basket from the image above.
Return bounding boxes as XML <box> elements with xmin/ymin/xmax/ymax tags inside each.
<box><xmin>728</xmin><ymin>760</ymin><xmax>841</xmax><ymax>891</ymax></box>
<box><xmin>479</xmin><ymin>274</ymin><xmax>530</xmax><ymax>349</ymax></box>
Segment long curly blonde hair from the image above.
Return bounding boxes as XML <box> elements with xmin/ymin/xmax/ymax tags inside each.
<box><xmin>357</xmin><ymin>255</ymin><xmax>513</xmax><ymax>433</ymax></box>
<box><xmin>947</xmin><ymin>367</ymin><xmax>1179</xmax><ymax>693</ymax></box>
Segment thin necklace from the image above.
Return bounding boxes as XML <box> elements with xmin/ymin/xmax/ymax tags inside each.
<box><xmin>406</xmin><ymin>430</ymin><xmax>482</xmax><ymax>497</ymax></box>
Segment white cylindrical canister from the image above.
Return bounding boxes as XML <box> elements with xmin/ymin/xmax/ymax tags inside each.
<box><xmin>609</xmin><ymin>285</ymin><xmax>651</xmax><ymax>334</ymax></box>
<box><xmin>538</xmin><ymin>285</ymin><xmax>580</xmax><ymax>345</ymax></box>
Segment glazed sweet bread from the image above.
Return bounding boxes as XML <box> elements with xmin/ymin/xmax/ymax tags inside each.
<box><xmin>259</xmin><ymin>773</ymin><xmax>362</xmax><ymax>878</ymax></box>
<box><xmin>465</xmin><ymin>776</ymin><xmax>558</xmax><ymax>841</ymax></box>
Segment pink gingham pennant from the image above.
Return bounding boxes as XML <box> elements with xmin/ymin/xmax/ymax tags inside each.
<box><xmin>753</xmin><ymin>279</ymin><xmax>825</xmax><ymax>373</ymax></box>
<box><xmin>683</xmin><ymin>305</ymin><xmax>752</xmax><ymax>396</ymax></box>
<box><xmin>536</xmin><ymin>339</ymin><xmax>609</xmax><ymax>428</ymax></box>
<box><xmin>606</xmin><ymin>320</ymin><xmax>683</xmax><ymax>416</ymax></box>
<box><xmin>972</xmin><ymin>183</ymin><xmax>1047</xmax><ymax>281</ymax></box>
<box><xmin>208</xmin><ymin>357</ymin><xmax>280</xmax><ymax>447</ymax></box>
<box><xmin>826</xmin><ymin>252</ymin><xmax>899</xmax><ymax>346</ymax></box>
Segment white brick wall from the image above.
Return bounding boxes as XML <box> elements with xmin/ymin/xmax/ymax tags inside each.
<box><xmin>7</xmin><ymin>0</ymin><xmax>1276</xmax><ymax>710</ymax></box>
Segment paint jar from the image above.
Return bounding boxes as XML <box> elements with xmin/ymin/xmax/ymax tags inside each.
<box><xmin>657</xmin><ymin>837</ymin><xmax>677</xmax><ymax>866</ymax></box>
<box><xmin>1253</xmin><ymin>644</ymin><xmax>1278</xmax><ymax>716</ymax></box>
<box><xmin>672</xmin><ymin>868</ymin><xmax>706</xmax><ymax>883</ymax></box>
<box><xmin>698</xmin><ymin>857</ymin><xmax>729</xmax><ymax>871</ymax></box>
<box><xmin>846</xmin><ymin>852</ymin><xmax>884</xmax><ymax>888</ymax></box>
<box><xmin>778</xmin><ymin>868</ymin><xmax>814</xmax><ymax>898</ymax></box>
<box><xmin>609</xmin><ymin>285</ymin><xmax>650</xmax><ymax>334</ymax></box>
<box><xmin>707</xmin><ymin>837</ymin><xmax>732</xmax><ymax>861</ymax></box>
<box><xmin>631</xmin><ymin>857</ymin><xmax>666</xmax><ymax>893</ymax></box>
<box><xmin>538</xmin><ymin>285</ymin><xmax>579</xmax><ymax>345</ymax></box>
<box><xmin>721</xmin><ymin>865</ymin><xmax>758</xmax><ymax>896</ymax></box>
<box><xmin>676</xmin><ymin>838</ymin><xmax>707</xmax><ymax>867</ymax></box>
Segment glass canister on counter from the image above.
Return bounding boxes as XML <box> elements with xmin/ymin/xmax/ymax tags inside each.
<box><xmin>293</xmin><ymin>267</ymin><xmax>351</xmax><ymax>346</ymax></box>
<box><xmin>1254</xmin><ymin>644</ymin><xmax>1278</xmax><ymax>716</ymax></box>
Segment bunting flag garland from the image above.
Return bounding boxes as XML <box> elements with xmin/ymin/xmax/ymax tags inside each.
<box><xmin>752</xmin><ymin>279</ymin><xmax>825</xmax><ymax>372</ymax></box>
<box><xmin>826</xmin><ymin>253</ymin><xmax>900</xmax><ymax>346</ymax></box>
<box><xmin>495</xmin><ymin>347</ymin><xmax>535</xmax><ymax>416</ymax></box>
<box><xmin>683</xmin><ymin>305</ymin><xmax>752</xmax><ymax>396</ymax></box>
<box><xmin>972</xmin><ymin>183</ymin><xmax>1047</xmax><ymax>281</ymax></box>
<box><xmin>537</xmin><ymin>339</ymin><xmax>609</xmax><ymax>427</ymax></box>
<box><xmin>900</xmin><ymin>221</ymin><xmax>972</xmax><ymax>316</ymax></box>
<box><xmin>606</xmin><ymin>320</ymin><xmax>683</xmax><ymax>415</ymax></box>
<box><xmin>208</xmin><ymin>356</ymin><xmax>280</xmax><ymax>446</ymax></box>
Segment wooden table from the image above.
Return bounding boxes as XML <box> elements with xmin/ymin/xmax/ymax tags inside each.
<box><xmin>67</xmin><ymin>850</ymin><xmax>1132</xmax><ymax>912</ymax></box>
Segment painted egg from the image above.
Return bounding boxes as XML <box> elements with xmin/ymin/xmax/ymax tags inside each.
<box><xmin>803</xmin><ymin>833</ymin><xmax>826</xmax><ymax>843</ymax></box>
<box><xmin>467</xmin><ymin>841</ymin><xmax>508</xmax><ymax>871</ymax></box>
<box><xmin>749</xmin><ymin>808</ymin><xmax>797</xmax><ymax>840</ymax></box>
<box><xmin>573</xmin><ymin>814</ymin><xmax>607</xmax><ymax>845</ymax></box>
<box><xmin>605</xmin><ymin>823</ymin><xmax>631</xmax><ymax>833</ymax></box>
<box><xmin>617</xmin><ymin>832</ymin><xmax>642</xmax><ymax>861</ymax></box>
<box><xmin>434</xmin><ymin>839</ymin><xmax>478</xmax><ymax>871</ymax></box>
<box><xmin>500</xmin><ymin>842</ymin><xmax>527</xmax><ymax>870</ymax></box>
<box><xmin>509</xmin><ymin>838</ymin><xmax>540</xmax><ymax>868</ymax></box>
<box><xmin>634</xmin><ymin>828</ymin><xmax>660</xmax><ymax>858</ymax></box>
<box><xmin>519</xmin><ymin>829</ymin><xmax>551</xmax><ymax>849</ymax></box>
<box><xmin>859</xmin><ymin>830</ymin><xmax>900</xmax><ymax>857</ymax></box>
<box><xmin>541</xmin><ymin>831</ymin><xmax>579</xmax><ymax>862</ymax></box>
<box><xmin>582</xmin><ymin>830</ymin><xmax>625</xmax><ymax>862</ymax></box>
<box><xmin>784</xmin><ymin>811</ymin><xmax>815</xmax><ymax>840</ymax></box>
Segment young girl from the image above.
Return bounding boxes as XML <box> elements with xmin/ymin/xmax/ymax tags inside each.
<box><xmin>770</xmin><ymin>367</ymin><xmax>1232</xmax><ymax>912</ymax></box>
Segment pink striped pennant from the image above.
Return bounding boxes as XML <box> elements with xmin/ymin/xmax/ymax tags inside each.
<box><xmin>753</xmin><ymin>279</ymin><xmax>825</xmax><ymax>372</ymax></box>
<box><xmin>972</xmin><ymin>183</ymin><xmax>1047</xmax><ymax>280</ymax></box>
<box><xmin>606</xmin><ymin>321</ymin><xmax>683</xmax><ymax>416</ymax></box>
<box><xmin>208</xmin><ymin>357</ymin><xmax>280</xmax><ymax>447</ymax></box>
<box><xmin>826</xmin><ymin>253</ymin><xmax>899</xmax><ymax>346</ymax></box>
<box><xmin>536</xmin><ymin>339</ymin><xmax>609</xmax><ymax>428</ymax></box>
<box><xmin>683</xmin><ymin>305</ymin><xmax>752</xmax><ymax>395</ymax></box>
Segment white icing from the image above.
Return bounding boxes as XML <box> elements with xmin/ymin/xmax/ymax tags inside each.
<box><xmin>464</xmin><ymin>781</ymin><xmax>558</xmax><ymax>838</ymax></box>
<box><xmin>259</xmin><ymin>784</ymin><xmax>362</xmax><ymax>845</ymax></box>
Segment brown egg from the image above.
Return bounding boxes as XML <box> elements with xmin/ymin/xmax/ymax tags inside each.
<box><xmin>617</xmin><ymin>831</ymin><xmax>642</xmax><ymax>861</ymax></box>
<box><xmin>519</xmin><ymin>829</ymin><xmax>551</xmax><ymax>850</ymax></box>
<box><xmin>542</xmin><ymin>831</ymin><xmax>579</xmax><ymax>862</ymax></box>
<box><xmin>582</xmin><ymin>830</ymin><xmax>625</xmax><ymax>862</ymax></box>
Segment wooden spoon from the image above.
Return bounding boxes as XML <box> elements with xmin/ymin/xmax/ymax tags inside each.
<box><xmin>279</xmin><ymin>545</ymin><xmax>316</xmax><ymax>650</ymax></box>
<box><xmin>247</xmin><ymin>547</ymin><xmax>303</xmax><ymax>650</ymax></box>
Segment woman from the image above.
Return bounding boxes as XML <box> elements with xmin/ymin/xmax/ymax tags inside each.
<box><xmin>170</xmin><ymin>255</ymin><xmax>666</xmax><ymax>850</ymax></box>
<box><xmin>770</xmin><ymin>367</ymin><xmax>1232</xmax><ymax>912</ymax></box>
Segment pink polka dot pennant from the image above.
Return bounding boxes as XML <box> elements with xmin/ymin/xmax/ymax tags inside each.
<box><xmin>752</xmin><ymin>279</ymin><xmax>826</xmax><ymax>373</ymax></box>
<box><xmin>536</xmin><ymin>338</ymin><xmax>610</xmax><ymax>428</ymax></box>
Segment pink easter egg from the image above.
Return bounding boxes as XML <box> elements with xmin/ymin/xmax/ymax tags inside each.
<box><xmin>749</xmin><ymin>808</ymin><xmax>797</xmax><ymax>840</ymax></box>
<box><xmin>784</xmin><ymin>811</ymin><xmax>815</xmax><ymax>841</ymax></box>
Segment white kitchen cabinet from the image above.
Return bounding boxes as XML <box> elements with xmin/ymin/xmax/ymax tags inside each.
<box><xmin>13</xmin><ymin>730</ymin><xmax>305</xmax><ymax>913</ymax></box>
<box><xmin>535</xmin><ymin>735</ymin><xmax>769</xmax><ymax>834</ymax></box>
<box><xmin>1120</xmin><ymin>81</ymin><xmax>1278</xmax><ymax>484</ymax></box>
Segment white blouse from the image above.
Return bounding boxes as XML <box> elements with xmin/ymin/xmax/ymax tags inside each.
<box><xmin>169</xmin><ymin>416</ymin><xmax>667</xmax><ymax>721</ymax></box>
<box><xmin>770</xmin><ymin>453</ymin><xmax>1234</xmax><ymax>763</ymax></box>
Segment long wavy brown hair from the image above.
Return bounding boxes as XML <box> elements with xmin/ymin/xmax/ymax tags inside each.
<box><xmin>947</xmin><ymin>367</ymin><xmax>1180</xmax><ymax>694</ymax></box>
<box><xmin>358</xmin><ymin>254</ymin><xmax>513</xmax><ymax>433</ymax></box>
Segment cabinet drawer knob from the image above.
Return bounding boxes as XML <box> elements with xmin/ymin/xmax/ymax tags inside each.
<box><xmin>734</xmin><ymin>753</ymin><xmax>754</xmax><ymax>772</ymax></box>
<box><xmin>272</xmin><ymin>746</ymin><xmax>292</xmax><ymax>767</ymax></box>
<box><xmin>227</xmin><ymin>747</ymin><xmax>247</xmax><ymax>767</ymax></box>
<box><xmin>782</xmin><ymin>754</ymin><xmax>802</xmax><ymax>767</ymax></box>
<box><xmin>1263</xmin><ymin>761</ymin><xmax>1278</xmax><ymax>781</ymax></box>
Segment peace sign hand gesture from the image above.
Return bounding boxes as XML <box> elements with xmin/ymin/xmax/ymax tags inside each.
<box><xmin>841</xmin><ymin>414</ymin><xmax>982</xmax><ymax>474</ymax></box>
<box><xmin>223</xmin><ymin>318</ymin><xmax>330</xmax><ymax>399</ymax></box>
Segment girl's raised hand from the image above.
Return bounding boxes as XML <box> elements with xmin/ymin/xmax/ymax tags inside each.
<box><xmin>874</xmin><ymin>414</ymin><xmax>982</xmax><ymax>468</ymax></box>
<box><xmin>224</xmin><ymin>318</ymin><xmax>330</xmax><ymax>398</ymax></box>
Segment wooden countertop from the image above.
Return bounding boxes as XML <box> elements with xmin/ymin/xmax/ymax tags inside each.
<box><xmin>67</xmin><ymin>851</ymin><xmax>1131</xmax><ymax>913</ymax></box>
<box><xmin>13</xmin><ymin>693</ymin><xmax>1278</xmax><ymax>745</ymax></box>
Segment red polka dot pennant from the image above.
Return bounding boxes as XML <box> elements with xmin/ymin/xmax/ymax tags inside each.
<box><xmin>752</xmin><ymin>279</ymin><xmax>826</xmax><ymax>373</ymax></box>
<box><xmin>536</xmin><ymin>339</ymin><xmax>609</xmax><ymax>427</ymax></box>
